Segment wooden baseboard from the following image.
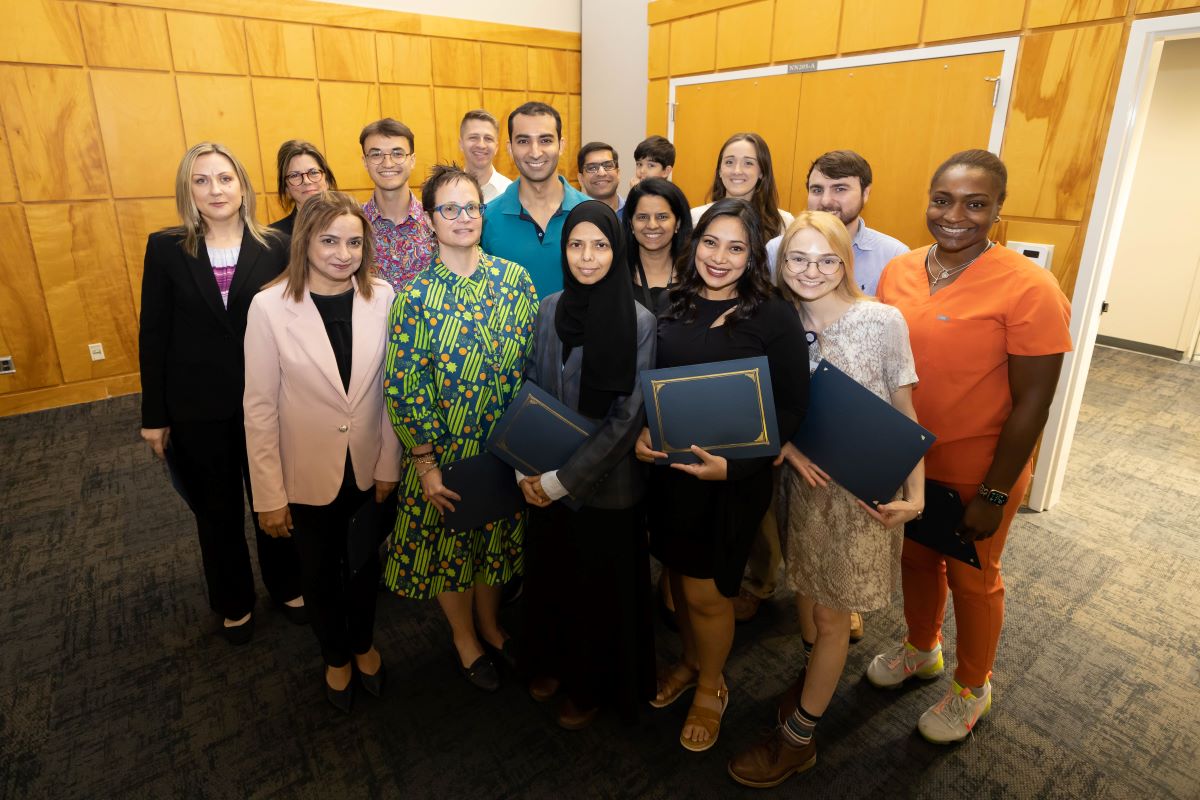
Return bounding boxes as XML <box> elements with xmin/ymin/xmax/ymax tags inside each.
<box><xmin>0</xmin><ymin>374</ymin><xmax>141</xmax><ymax>417</ymax></box>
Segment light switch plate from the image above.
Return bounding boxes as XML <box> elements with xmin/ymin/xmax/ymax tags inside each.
<box><xmin>1006</xmin><ymin>241</ymin><xmax>1054</xmax><ymax>270</ymax></box>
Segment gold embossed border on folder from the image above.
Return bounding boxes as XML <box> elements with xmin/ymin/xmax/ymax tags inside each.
<box><xmin>493</xmin><ymin>393</ymin><xmax>590</xmax><ymax>474</ymax></box>
<box><xmin>649</xmin><ymin>367</ymin><xmax>769</xmax><ymax>454</ymax></box>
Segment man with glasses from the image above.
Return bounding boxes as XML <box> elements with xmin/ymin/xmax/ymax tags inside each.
<box><xmin>576</xmin><ymin>142</ymin><xmax>624</xmax><ymax>216</ymax></box>
<box><xmin>359</xmin><ymin>118</ymin><xmax>434</xmax><ymax>291</ymax></box>
<box><xmin>481</xmin><ymin>102</ymin><xmax>587</xmax><ymax>296</ymax></box>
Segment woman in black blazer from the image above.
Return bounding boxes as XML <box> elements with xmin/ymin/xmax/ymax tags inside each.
<box><xmin>139</xmin><ymin>141</ymin><xmax>303</xmax><ymax>644</ymax></box>
<box><xmin>269</xmin><ymin>139</ymin><xmax>338</xmax><ymax>236</ymax></box>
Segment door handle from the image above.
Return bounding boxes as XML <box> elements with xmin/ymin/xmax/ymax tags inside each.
<box><xmin>984</xmin><ymin>76</ymin><xmax>1000</xmax><ymax>107</ymax></box>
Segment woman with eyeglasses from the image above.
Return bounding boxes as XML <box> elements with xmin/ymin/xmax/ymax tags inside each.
<box><xmin>270</xmin><ymin>140</ymin><xmax>338</xmax><ymax>236</ymax></box>
<box><xmin>383</xmin><ymin>163</ymin><xmax>538</xmax><ymax>692</ymax></box>
<box><xmin>623</xmin><ymin>177</ymin><xmax>693</xmax><ymax>311</ymax></box>
<box><xmin>727</xmin><ymin>211</ymin><xmax>923</xmax><ymax>788</ymax></box>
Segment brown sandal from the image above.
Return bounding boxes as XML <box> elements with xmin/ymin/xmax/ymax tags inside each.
<box><xmin>650</xmin><ymin>662</ymin><xmax>698</xmax><ymax>709</ymax></box>
<box><xmin>680</xmin><ymin>682</ymin><xmax>729</xmax><ymax>752</ymax></box>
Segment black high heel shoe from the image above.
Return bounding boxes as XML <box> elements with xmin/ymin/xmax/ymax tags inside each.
<box><xmin>358</xmin><ymin>662</ymin><xmax>387</xmax><ymax>698</ymax></box>
<box><xmin>325</xmin><ymin>669</ymin><xmax>354</xmax><ymax>714</ymax></box>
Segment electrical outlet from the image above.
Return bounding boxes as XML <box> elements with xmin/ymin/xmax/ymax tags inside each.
<box><xmin>0</xmin><ymin>356</ymin><xmax>14</xmax><ymax>375</ymax></box>
<box><xmin>88</xmin><ymin>343</ymin><xmax>105</xmax><ymax>361</ymax></box>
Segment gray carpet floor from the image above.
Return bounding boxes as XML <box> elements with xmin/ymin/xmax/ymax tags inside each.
<box><xmin>1</xmin><ymin>345</ymin><xmax>1197</xmax><ymax>799</ymax></box>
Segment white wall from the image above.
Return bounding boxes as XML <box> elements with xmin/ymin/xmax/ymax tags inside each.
<box><xmin>1099</xmin><ymin>38</ymin><xmax>1200</xmax><ymax>355</ymax></box>
<box><xmin>581</xmin><ymin>0</ymin><xmax>649</xmax><ymax>196</ymax></box>
<box><xmin>320</xmin><ymin>0</ymin><xmax>581</xmax><ymax>32</ymax></box>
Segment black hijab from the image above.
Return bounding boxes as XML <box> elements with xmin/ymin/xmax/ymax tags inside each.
<box><xmin>555</xmin><ymin>200</ymin><xmax>638</xmax><ymax>418</ymax></box>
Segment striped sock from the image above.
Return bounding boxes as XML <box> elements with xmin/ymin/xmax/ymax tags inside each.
<box><xmin>782</xmin><ymin>704</ymin><xmax>821</xmax><ymax>746</ymax></box>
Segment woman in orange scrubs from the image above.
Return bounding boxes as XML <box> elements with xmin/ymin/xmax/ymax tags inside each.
<box><xmin>869</xmin><ymin>150</ymin><xmax>1071</xmax><ymax>744</ymax></box>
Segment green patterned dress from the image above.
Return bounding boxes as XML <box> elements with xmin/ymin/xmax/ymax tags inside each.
<box><xmin>383</xmin><ymin>250</ymin><xmax>538</xmax><ymax>598</ymax></box>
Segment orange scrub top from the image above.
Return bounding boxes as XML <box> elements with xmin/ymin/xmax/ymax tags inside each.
<box><xmin>877</xmin><ymin>245</ymin><xmax>1072</xmax><ymax>485</ymax></box>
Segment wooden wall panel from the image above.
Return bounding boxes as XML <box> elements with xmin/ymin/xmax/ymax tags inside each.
<box><xmin>176</xmin><ymin>75</ymin><xmax>265</xmax><ymax>190</ymax></box>
<box><xmin>314</xmin><ymin>26</ymin><xmax>376</xmax><ymax>82</ymax></box>
<box><xmin>378</xmin><ymin>33</ymin><xmax>432</xmax><ymax>85</ymax></box>
<box><xmin>772</xmin><ymin>0</ymin><xmax>840</xmax><ymax>62</ymax></box>
<box><xmin>716</xmin><ymin>1</ymin><xmax>774</xmax><ymax>70</ymax></box>
<box><xmin>1005</xmin><ymin>219</ymin><xmax>1083</xmax><ymax>293</ymax></box>
<box><xmin>79</xmin><ymin>5</ymin><xmax>172</xmax><ymax>70</ymax></box>
<box><xmin>0</xmin><ymin>107</ymin><xmax>19</xmax><ymax>203</ymax></box>
<box><xmin>839</xmin><ymin>0</ymin><xmax>922</xmax><ymax>53</ymax></box>
<box><xmin>91</xmin><ymin>71</ymin><xmax>185</xmax><ymax>198</ymax></box>
<box><xmin>380</xmin><ymin>84</ymin><xmax>438</xmax><ymax>185</ymax></box>
<box><xmin>431</xmin><ymin>39</ymin><xmax>482</xmax><ymax>88</ymax></box>
<box><xmin>166</xmin><ymin>13</ymin><xmax>248</xmax><ymax>75</ymax></box>
<box><xmin>245</xmin><ymin>20</ymin><xmax>316</xmax><ymax>79</ymax></box>
<box><xmin>646</xmin><ymin>79</ymin><xmax>669</xmax><ymax>138</ymax></box>
<box><xmin>28</xmin><ymin>203</ymin><xmax>138</xmax><ymax>382</ymax></box>
<box><xmin>648</xmin><ymin>24</ymin><xmax>669</xmax><ymax>79</ymax></box>
<box><xmin>0</xmin><ymin>66</ymin><xmax>108</xmax><ymax>201</ymax></box>
<box><xmin>115</xmin><ymin>199</ymin><xmax>178</xmax><ymax>314</ymax></box>
<box><xmin>0</xmin><ymin>205</ymin><xmax>62</xmax><ymax>394</ymax></box>
<box><xmin>1003</xmin><ymin>23</ymin><xmax>1124</xmax><ymax>220</ymax></box>
<box><xmin>481</xmin><ymin>89</ymin><xmax>527</xmax><ymax>179</ymax></box>
<box><xmin>528</xmin><ymin>49</ymin><xmax>581</xmax><ymax>94</ymax></box>
<box><xmin>923</xmin><ymin>0</ymin><xmax>1024</xmax><ymax>42</ymax></box>
<box><xmin>319</xmin><ymin>82</ymin><xmax>381</xmax><ymax>191</ymax></box>
<box><xmin>433</xmin><ymin>87</ymin><xmax>485</xmax><ymax>168</ymax></box>
<box><xmin>1028</xmin><ymin>0</ymin><xmax>1127</xmax><ymax>26</ymax></box>
<box><xmin>568</xmin><ymin>93</ymin><xmax>582</xmax><ymax>185</ymax></box>
<box><xmin>0</xmin><ymin>0</ymin><xmax>84</xmax><ymax>66</ymax></box>
<box><xmin>481</xmin><ymin>43</ymin><xmax>527</xmax><ymax>90</ymax></box>
<box><xmin>252</xmin><ymin>78</ymin><xmax>325</xmax><ymax>194</ymax></box>
<box><xmin>669</xmin><ymin>14</ymin><xmax>718</xmax><ymax>76</ymax></box>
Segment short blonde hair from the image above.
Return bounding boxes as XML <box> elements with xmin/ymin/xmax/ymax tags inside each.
<box><xmin>774</xmin><ymin>210</ymin><xmax>865</xmax><ymax>304</ymax></box>
<box><xmin>171</xmin><ymin>142</ymin><xmax>275</xmax><ymax>257</ymax></box>
<box><xmin>273</xmin><ymin>191</ymin><xmax>377</xmax><ymax>302</ymax></box>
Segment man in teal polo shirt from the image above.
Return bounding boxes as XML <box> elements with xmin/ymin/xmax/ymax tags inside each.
<box><xmin>481</xmin><ymin>101</ymin><xmax>587</xmax><ymax>297</ymax></box>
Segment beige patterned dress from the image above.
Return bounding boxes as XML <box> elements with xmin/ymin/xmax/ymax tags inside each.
<box><xmin>779</xmin><ymin>300</ymin><xmax>918</xmax><ymax>611</ymax></box>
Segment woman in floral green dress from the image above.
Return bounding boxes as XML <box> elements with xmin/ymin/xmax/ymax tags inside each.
<box><xmin>383</xmin><ymin>164</ymin><xmax>538</xmax><ymax>691</ymax></box>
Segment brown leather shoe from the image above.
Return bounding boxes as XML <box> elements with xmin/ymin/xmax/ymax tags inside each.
<box><xmin>732</xmin><ymin>589</ymin><xmax>763</xmax><ymax>623</ymax></box>
<box><xmin>728</xmin><ymin>730</ymin><xmax>817</xmax><ymax>789</ymax></box>
<box><xmin>556</xmin><ymin>696</ymin><xmax>599</xmax><ymax>730</ymax></box>
<box><xmin>529</xmin><ymin>676</ymin><xmax>560</xmax><ymax>703</ymax></box>
<box><xmin>775</xmin><ymin>667</ymin><xmax>807</xmax><ymax>726</ymax></box>
<box><xmin>849</xmin><ymin>611</ymin><xmax>864</xmax><ymax>642</ymax></box>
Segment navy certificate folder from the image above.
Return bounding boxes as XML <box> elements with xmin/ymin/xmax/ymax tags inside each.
<box><xmin>486</xmin><ymin>381</ymin><xmax>598</xmax><ymax>475</ymax></box>
<box><xmin>441</xmin><ymin>451</ymin><xmax>526</xmax><ymax>532</ymax></box>
<box><xmin>791</xmin><ymin>359</ymin><xmax>935</xmax><ymax>507</ymax></box>
<box><xmin>904</xmin><ymin>481</ymin><xmax>981</xmax><ymax>569</ymax></box>
<box><xmin>347</xmin><ymin>492</ymin><xmax>398</xmax><ymax>576</ymax></box>
<box><xmin>641</xmin><ymin>356</ymin><xmax>780</xmax><ymax>464</ymax></box>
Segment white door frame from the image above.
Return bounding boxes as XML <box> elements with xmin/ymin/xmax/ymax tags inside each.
<box><xmin>1032</xmin><ymin>12</ymin><xmax>1200</xmax><ymax>510</ymax></box>
<box><xmin>666</xmin><ymin>38</ymin><xmax>1020</xmax><ymax>155</ymax></box>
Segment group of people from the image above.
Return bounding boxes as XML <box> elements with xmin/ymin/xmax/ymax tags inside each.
<box><xmin>137</xmin><ymin>98</ymin><xmax>1072</xmax><ymax>789</ymax></box>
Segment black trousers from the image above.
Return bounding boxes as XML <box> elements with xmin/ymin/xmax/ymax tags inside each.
<box><xmin>170</xmin><ymin>417</ymin><xmax>301</xmax><ymax>620</ymax></box>
<box><xmin>289</xmin><ymin>463</ymin><xmax>378</xmax><ymax>667</ymax></box>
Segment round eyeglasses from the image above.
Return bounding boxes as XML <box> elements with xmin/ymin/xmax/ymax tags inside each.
<box><xmin>433</xmin><ymin>202</ymin><xmax>485</xmax><ymax>221</ymax></box>
<box><xmin>783</xmin><ymin>254</ymin><xmax>843</xmax><ymax>275</ymax></box>
<box><xmin>284</xmin><ymin>168</ymin><xmax>325</xmax><ymax>186</ymax></box>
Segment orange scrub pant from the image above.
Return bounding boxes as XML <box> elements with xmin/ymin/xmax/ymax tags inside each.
<box><xmin>900</xmin><ymin>462</ymin><xmax>1032</xmax><ymax>688</ymax></box>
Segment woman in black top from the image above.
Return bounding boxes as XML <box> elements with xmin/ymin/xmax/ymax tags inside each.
<box><xmin>270</xmin><ymin>140</ymin><xmax>338</xmax><ymax>236</ymax></box>
<box><xmin>623</xmin><ymin>177</ymin><xmax>693</xmax><ymax>311</ymax></box>
<box><xmin>636</xmin><ymin>198</ymin><xmax>808</xmax><ymax>752</ymax></box>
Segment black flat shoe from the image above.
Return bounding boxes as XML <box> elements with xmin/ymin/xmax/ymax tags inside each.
<box><xmin>276</xmin><ymin>599</ymin><xmax>309</xmax><ymax>626</ymax></box>
<box><xmin>219</xmin><ymin>614</ymin><xmax>254</xmax><ymax>646</ymax></box>
<box><xmin>325</xmin><ymin>673</ymin><xmax>354</xmax><ymax>714</ymax></box>
<box><xmin>358</xmin><ymin>662</ymin><xmax>387</xmax><ymax>698</ymax></box>
<box><xmin>458</xmin><ymin>653</ymin><xmax>500</xmax><ymax>692</ymax></box>
<box><xmin>484</xmin><ymin>638</ymin><xmax>519</xmax><ymax>671</ymax></box>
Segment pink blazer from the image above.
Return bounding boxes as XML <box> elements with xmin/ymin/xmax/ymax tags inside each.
<box><xmin>244</xmin><ymin>277</ymin><xmax>402</xmax><ymax>511</ymax></box>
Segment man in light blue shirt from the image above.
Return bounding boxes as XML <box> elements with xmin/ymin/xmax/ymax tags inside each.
<box><xmin>481</xmin><ymin>102</ymin><xmax>587</xmax><ymax>297</ymax></box>
<box><xmin>765</xmin><ymin>150</ymin><xmax>908</xmax><ymax>296</ymax></box>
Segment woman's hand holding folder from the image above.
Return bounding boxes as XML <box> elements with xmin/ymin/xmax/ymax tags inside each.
<box><xmin>775</xmin><ymin>442</ymin><xmax>830</xmax><ymax>489</ymax></box>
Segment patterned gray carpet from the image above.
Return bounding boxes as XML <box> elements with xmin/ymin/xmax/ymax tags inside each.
<box><xmin>1</xmin><ymin>345</ymin><xmax>1197</xmax><ymax>799</ymax></box>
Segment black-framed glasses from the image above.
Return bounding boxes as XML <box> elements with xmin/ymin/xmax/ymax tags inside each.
<box><xmin>433</xmin><ymin>202</ymin><xmax>485</xmax><ymax>221</ymax></box>
<box><xmin>582</xmin><ymin>160</ymin><xmax>617</xmax><ymax>174</ymax></box>
<box><xmin>365</xmin><ymin>148</ymin><xmax>412</xmax><ymax>165</ymax></box>
<box><xmin>783</xmin><ymin>254</ymin><xmax>843</xmax><ymax>275</ymax></box>
<box><xmin>284</xmin><ymin>168</ymin><xmax>325</xmax><ymax>186</ymax></box>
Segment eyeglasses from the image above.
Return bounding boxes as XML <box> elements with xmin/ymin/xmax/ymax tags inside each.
<box><xmin>284</xmin><ymin>168</ymin><xmax>325</xmax><ymax>186</ymax></box>
<box><xmin>433</xmin><ymin>202</ymin><xmax>485</xmax><ymax>221</ymax></box>
<box><xmin>582</xmin><ymin>160</ymin><xmax>618</xmax><ymax>174</ymax></box>
<box><xmin>783</xmin><ymin>254</ymin><xmax>843</xmax><ymax>275</ymax></box>
<box><xmin>364</xmin><ymin>148</ymin><xmax>412</xmax><ymax>165</ymax></box>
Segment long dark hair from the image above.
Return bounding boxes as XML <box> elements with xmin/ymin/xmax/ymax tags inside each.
<box><xmin>269</xmin><ymin>191</ymin><xmax>377</xmax><ymax>302</ymax></box>
<box><xmin>707</xmin><ymin>132</ymin><xmax>785</xmax><ymax>239</ymax></box>
<box><xmin>665</xmin><ymin>198</ymin><xmax>774</xmax><ymax>327</ymax></box>
<box><xmin>622</xmin><ymin>177</ymin><xmax>693</xmax><ymax>281</ymax></box>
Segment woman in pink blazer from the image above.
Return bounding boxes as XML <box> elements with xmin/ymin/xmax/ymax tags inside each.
<box><xmin>244</xmin><ymin>191</ymin><xmax>401</xmax><ymax>713</ymax></box>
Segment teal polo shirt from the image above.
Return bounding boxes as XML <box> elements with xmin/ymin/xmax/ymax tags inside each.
<box><xmin>481</xmin><ymin>175</ymin><xmax>588</xmax><ymax>297</ymax></box>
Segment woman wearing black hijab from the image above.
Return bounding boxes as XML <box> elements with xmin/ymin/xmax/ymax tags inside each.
<box><xmin>519</xmin><ymin>200</ymin><xmax>658</xmax><ymax>730</ymax></box>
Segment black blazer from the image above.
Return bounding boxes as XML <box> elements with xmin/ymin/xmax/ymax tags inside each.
<box><xmin>139</xmin><ymin>227</ymin><xmax>290</xmax><ymax>428</ymax></box>
<box><xmin>269</xmin><ymin>209</ymin><xmax>296</xmax><ymax>236</ymax></box>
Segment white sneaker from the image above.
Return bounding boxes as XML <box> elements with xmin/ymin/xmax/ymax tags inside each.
<box><xmin>865</xmin><ymin>641</ymin><xmax>944</xmax><ymax>689</ymax></box>
<box><xmin>918</xmin><ymin>680</ymin><xmax>991</xmax><ymax>744</ymax></box>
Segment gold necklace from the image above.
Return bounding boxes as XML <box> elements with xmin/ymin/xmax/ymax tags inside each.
<box><xmin>926</xmin><ymin>241</ymin><xmax>993</xmax><ymax>287</ymax></box>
